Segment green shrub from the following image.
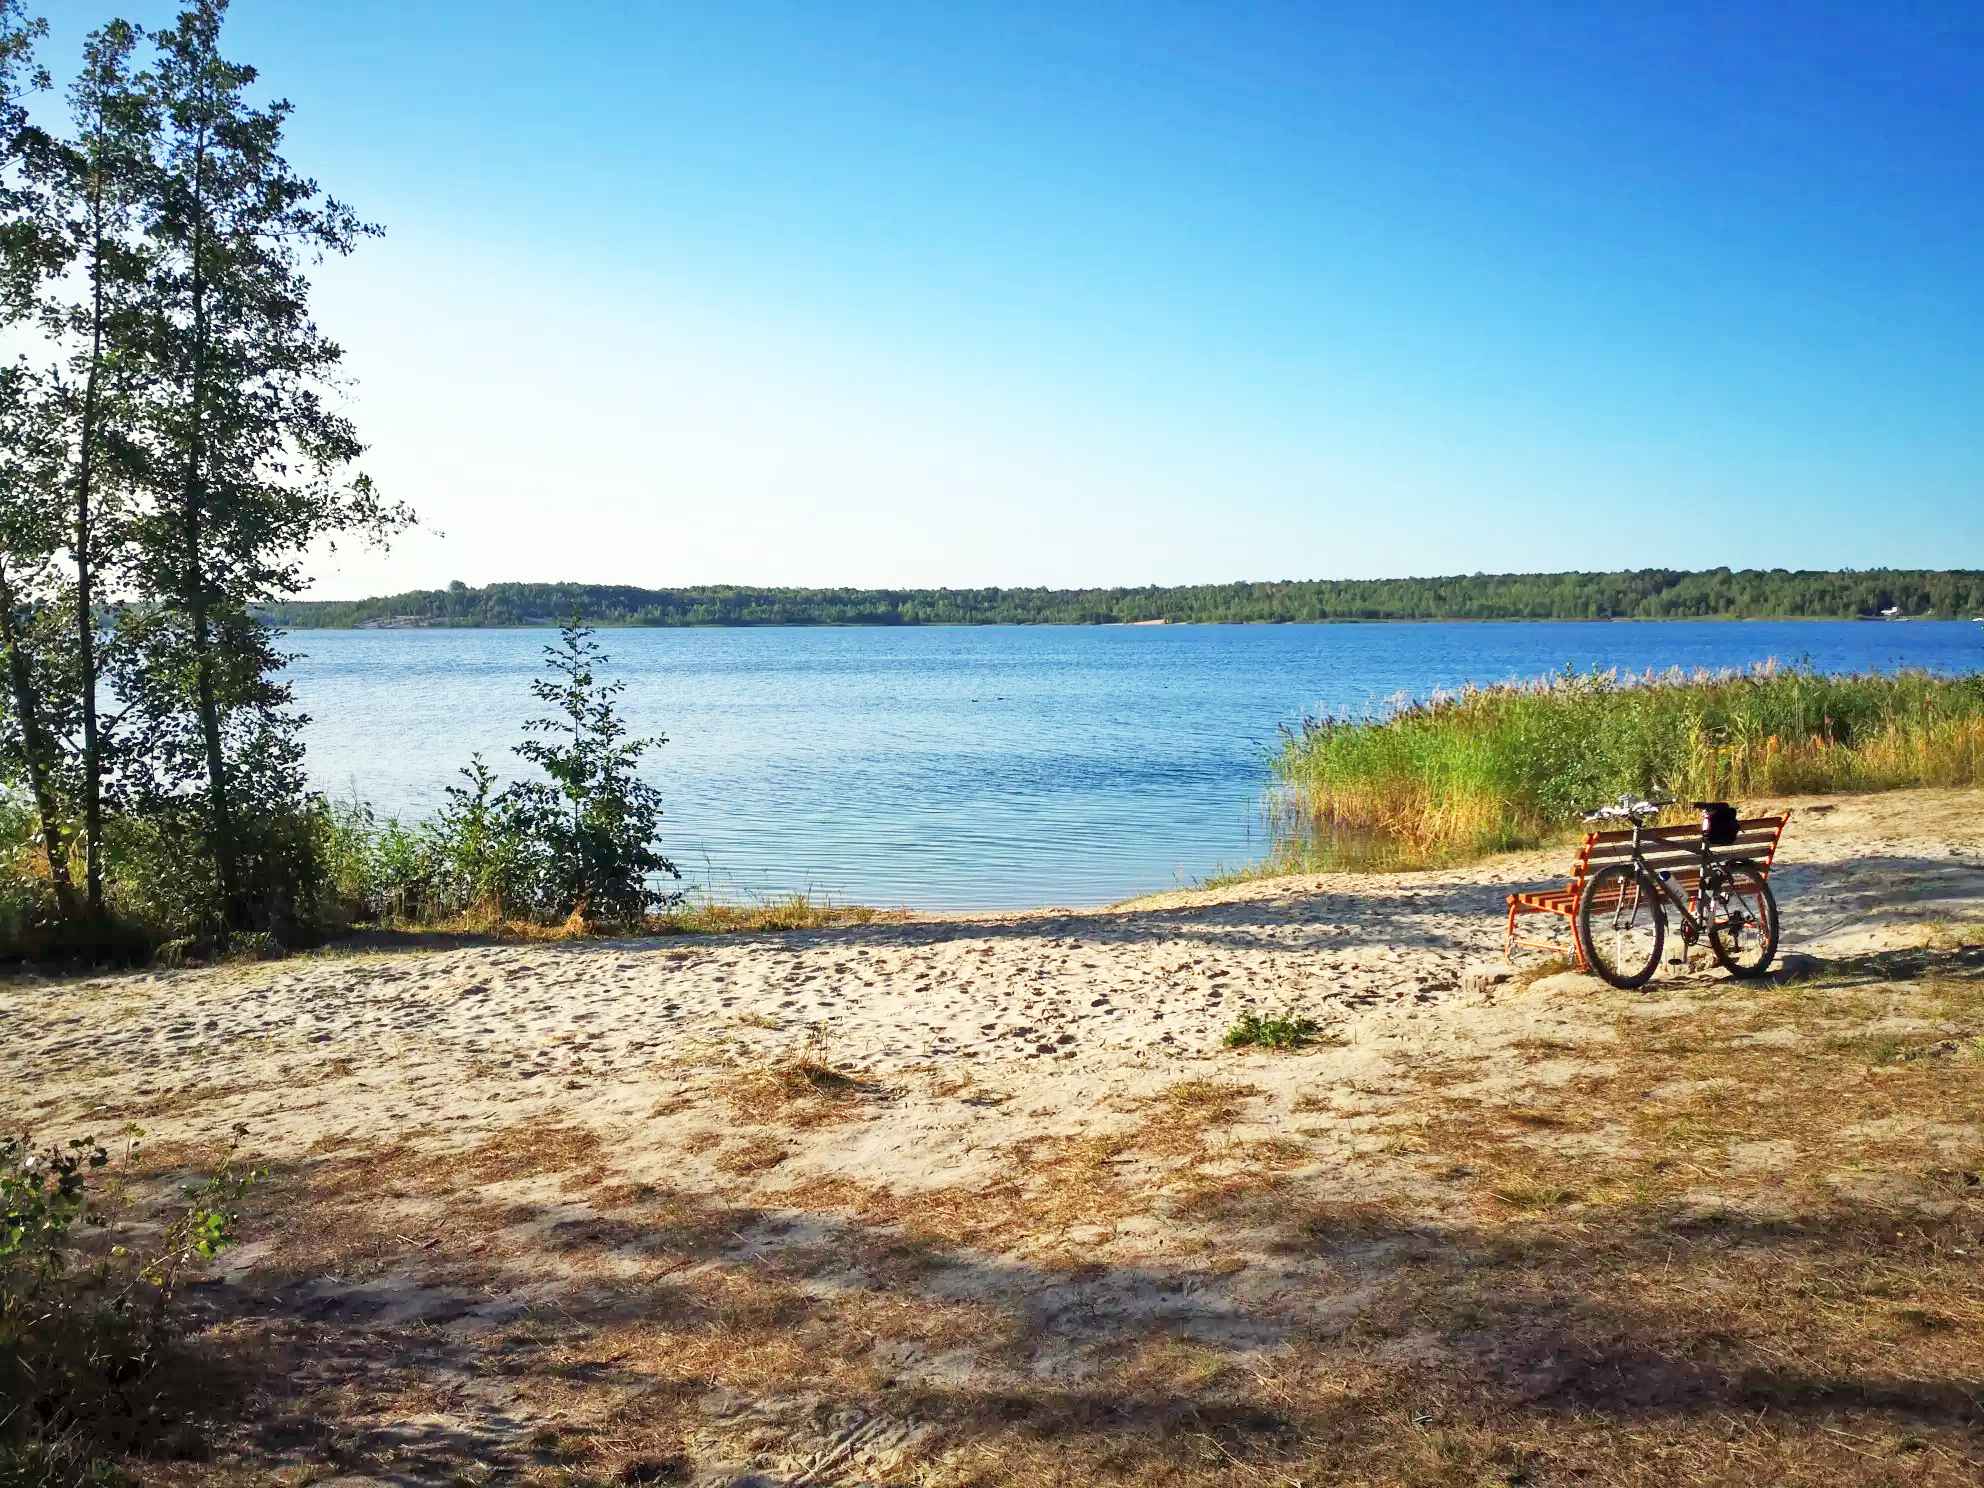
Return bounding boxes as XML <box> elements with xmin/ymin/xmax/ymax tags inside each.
<box><xmin>0</xmin><ymin>785</ymin><xmax>397</xmax><ymax>963</ymax></box>
<box><xmin>0</xmin><ymin>862</ymin><xmax>46</xmax><ymax>960</ymax></box>
<box><xmin>312</xmin><ymin>626</ymin><xmax>681</xmax><ymax>933</ymax></box>
<box><xmin>424</xmin><ymin>756</ymin><xmax>541</xmax><ymax>919</ymax></box>
<box><xmin>1223</xmin><ymin>1008</ymin><xmax>1323</xmax><ymax>1050</ymax></box>
<box><xmin>322</xmin><ymin>758</ymin><xmax>548</xmax><ymax>928</ymax></box>
<box><xmin>505</xmin><ymin>621</ymin><xmax>679</xmax><ymax>924</ymax></box>
<box><xmin>1</xmin><ymin>1130</ymin><xmax>258</xmax><ymax>1484</ymax></box>
<box><xmin>0</xmin><ymin>794</ymin><xmax>54</xmax><ymax>956</ymax></box>
<box><xmin>5</xmin><ymin>617</ymin><xmax>686</xmax><ymax>958</ymax></box>
<box><xmin>91</xmin><ymin>802</ymin><xmax>338</xmax><ymax>963</ymax></box>
<box><xmin>325</xmin><ymin>624</ymin><xmax>681</xmax><ymax>931</ymax></box>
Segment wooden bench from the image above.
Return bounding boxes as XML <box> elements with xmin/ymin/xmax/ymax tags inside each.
<box><xmin>1505</xmin><ymin>811</ymin><xmax>1791</xmax><ymax>968</ymax></box>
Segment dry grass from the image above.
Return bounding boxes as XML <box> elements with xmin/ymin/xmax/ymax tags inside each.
<box><xmin>1922</xmin><ymin>918</ymin><xmax>1984</xmax><ymax>951</ymax></box>
<box><xmin>1155</xmin><ymin>1076</ymin><xmax>1257</xmax><ymax>1116</ymax></box>
<box><xmin>74</xmin><ymin>937</ymin><xmax>1984</xmax><ymax>1486</ymax></box>
<box><xmin>721</xmin><ymin>1050</ymin><xmax>876</xmax><ymax>1127</ymax></box>
<box><xmin>375</xmin><ymin>894</ymin><xmax>910</xmax><ymax>946</ymax></box>
<box><xmin>712</xmin><ymin>1133</ymin><xmax>789</xmax><ymax>1176</ymax></box>
<box><xmin>458</xmin><ymin>1120</ymin><xmax>607</xmax><ymax>1186</ymax></box>
<box><xmin>650</xmin><ymin>895</ymin><xmax>909</xmax><ymax>936</ymax></box>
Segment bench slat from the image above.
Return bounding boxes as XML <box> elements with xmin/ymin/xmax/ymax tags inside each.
<box><xmin>1587</xmin><ymin>841</ymin><xmax>1781</xmax><ymax>870</ymax></box>
<box><xmin>1583</xmin><ymin>819</ymin><xmax>1786</xmax><ymax>871</ymax></box>
<box><xmin>1589</xmin><ymin>817</ymin><xmax>1782</xmax><ymax>844</ymax></box>
<box><xmin>1589</xmin><ymin>825</ymin><xmax>1782</xmax><ymax>852</ymax></box>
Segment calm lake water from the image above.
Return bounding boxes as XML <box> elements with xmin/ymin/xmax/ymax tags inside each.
<box><xmin>284</xmin><ymin>621</ymin><xmax>1984</xmax><ymax>910</ymax></box>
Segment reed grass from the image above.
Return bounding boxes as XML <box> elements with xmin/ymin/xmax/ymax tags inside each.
<box><xmin>1271</xmin><ymin>663</ymin><xmax>1984</xmax><ymax>866</ymax></box>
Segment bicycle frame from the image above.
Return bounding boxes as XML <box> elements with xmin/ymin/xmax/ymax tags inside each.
<box><xmin>1612</xmin><ymin>815</ymin><xmax>1719</xmax><ymax>941</ymax></box>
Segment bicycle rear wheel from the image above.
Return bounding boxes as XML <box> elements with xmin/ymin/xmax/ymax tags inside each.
<box><xmin>1706</xmin><ymin>859</ymin><xmax>1779</xmax><ymax>978</ymax></box>
<box><xmin>1577</xmin><ymin>863</ymin><xmax>1665</xmax><ymax>989</ymax></box>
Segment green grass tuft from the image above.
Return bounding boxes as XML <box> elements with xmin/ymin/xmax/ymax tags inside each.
<box><xmin>1223</xmin><ymin>1007</ymin><xmax>1324</xmax><ymax>1051</ymax></box>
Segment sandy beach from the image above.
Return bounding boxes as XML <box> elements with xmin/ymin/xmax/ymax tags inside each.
<box><xmin>11</xmin><ymin>787</ymin><xmax>1980</xmax><ymax>1122</ymax></box>
<box><xmin>4</xmin><ymin>785</ymin><xmax>1982</xmax><ymax>1485</ymax></box>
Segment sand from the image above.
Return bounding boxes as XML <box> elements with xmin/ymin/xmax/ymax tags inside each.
<box><xmin>8</xmin><ymin>785</ymin><xmax>1980</xmax><ymax>1120</ymax></box>
<box><xmin>1</xmin><ymin>785</ymin><xmax>1980</xmax><ymax>1485</ymax></box>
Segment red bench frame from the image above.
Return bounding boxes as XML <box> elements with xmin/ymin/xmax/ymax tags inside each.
<box><xmin>1505</xmin><ymin>812</ymin><xmax>1791</xmax><ymax>969</ymax></box>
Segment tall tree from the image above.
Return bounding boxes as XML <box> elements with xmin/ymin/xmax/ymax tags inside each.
<box><xmin>0</xmin><ymin>363</ymin><xmax>81</xmax><ymax>922</ymax></box>
<box><xmin>0</xmin><ymin>4</ymin><xmax>80</xmax><ymax>920</ymax></box>
<box><xmin>0</xmin><ymin>0</ymin><xmax>48</xmax><ymax>317</ymax></box>
<box><xmin>50</xmin><ymin>19</ymin><xmax>155</xmax><ymax>917</ymax></box>
<box><xmin>129</xmin><ymin>0</ymin><xmax>404</xmax><ymax>930</ymax></box>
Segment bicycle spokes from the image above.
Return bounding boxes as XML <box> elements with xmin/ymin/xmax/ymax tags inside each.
<box><xmin>1706</xmin><ymin>863</ymin><xmax>1779</xmax><ymax>979</ymax></box>
<box><xmin>1578</xmin><ymin>863</ymin><xmax>1665</xmax><ymax>988</ymax></box>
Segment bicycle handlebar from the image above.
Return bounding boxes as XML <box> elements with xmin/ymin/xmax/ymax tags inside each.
<box><xmin>1582</xmin><ymin>793</ymin><xmax>1675</xmax><ymax>824</ymax></box>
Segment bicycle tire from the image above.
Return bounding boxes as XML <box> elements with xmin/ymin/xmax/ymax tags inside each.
<box><xmin>1706</xmin><ymin>858</ymin><xmax>1779</xmax><ymax>979</ymax></box>
<box><xmin>1577</xmin><ymin>862</ymin><xmax>1666</xmax><ymax>990</ymax></box>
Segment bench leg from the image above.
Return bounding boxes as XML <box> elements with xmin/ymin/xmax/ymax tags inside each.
<box><xmin>1508</xmin><ymin>906</ymin><xmax>1586</xmax><ymax>971</ymax></box>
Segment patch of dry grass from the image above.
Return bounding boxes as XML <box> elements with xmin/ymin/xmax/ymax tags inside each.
<box><xmin>650</xmin><ymin>896</ymin><xmax>909</xmax><ymax>936</ymax></box>
<box><xmin>1923</xmin><ymin>919</ymin><xmax>1984</xmax><ymax>951</ymax></box>
<box><xmin>722</xmin><ymin>1051</ymin><xmax>875</xmax><ymax>1128</ymax></box>
<box><xmin>347</xmin><ymin>894</ymin><xmax>908</xmax><ymax>956</ymax></box>
<box><xmin>459</xmin><ymin>1120</ymin><xmax>607</xmax><ymax>1186</ymax></box>
<box><xmin>713</xmin><ymin>1134</ymin><xmax>789</xmax><ymax>1176</ymax></box>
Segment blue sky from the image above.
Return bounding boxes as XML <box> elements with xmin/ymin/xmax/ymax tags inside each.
<box><xmin>37</xmin><ymin>0</ymin><xmax>1984</xmax><ymax>594</ymax></box>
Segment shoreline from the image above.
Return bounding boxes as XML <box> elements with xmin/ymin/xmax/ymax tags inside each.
<box><xmin>10</xmin><ymin>781</ymin><xmax>1979</xmax><ymax>1008</ymax></box>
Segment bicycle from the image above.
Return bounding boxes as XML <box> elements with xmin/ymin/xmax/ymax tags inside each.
<box><xmin>1575</xmin><ymin>795</ymin><xmax>1780</xmax><ymax>990</ymax></box>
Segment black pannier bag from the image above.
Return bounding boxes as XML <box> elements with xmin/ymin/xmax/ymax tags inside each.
<box><xmin>1700</xmin><ymin>801</ymin><xmax>1739</xmax><ymax>846</ymax></box>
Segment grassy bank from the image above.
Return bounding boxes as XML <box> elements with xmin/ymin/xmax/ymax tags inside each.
<box><xmin>1272</xmin><ymin>664</ymin><xmax>1984</xmax><ymax>866</ymax></box>
<box><xmin>1</xmin><ymin>792</ymin><xmax>895</xmax><ymax>967</ymax></box>
<box><xmin>350</xmin><ymin>891</ymin><xmax>904</xmax><ymax>946</ymax></box>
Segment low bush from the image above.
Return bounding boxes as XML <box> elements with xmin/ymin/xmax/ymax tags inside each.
<box><xmin>0</xmin><ymin>800</ymin><xmax>43</xmax><ymax>956</ymax></box>
<box><xmin>321</xmin><ymin>621</ymin><xmax>681</xmax><ymax>934</ymax></box>
<box><xmin>1223</xmin><ymin>1008</ymin><xmax>1323</xmax><ymax>1050</ymax></box>
<box><xmin>0</xmin><ymin>797</ymin><xmax>346</xmax><ymax>962</ymax></box>
<box><xmin>2</xmin><ymin>620</ymin><xmax>685</xmax><ymax>961</ymax></box>
<box><xmin>326</xmin><ymin>759</ymin><xmax>543</xmax><ymax>928</ymax></box>
<box><xmin>1</xmin><ymin>1129</ymin><xmax>258</xmax><ymax>1485</ymax></box>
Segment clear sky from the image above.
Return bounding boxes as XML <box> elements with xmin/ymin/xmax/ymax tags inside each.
<box><xmin>36</xmin><ymin>0</ymin><xmax>1984</xmax><ymax>595</ymax></box>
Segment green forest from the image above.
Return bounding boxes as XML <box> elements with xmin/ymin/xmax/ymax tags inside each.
<box><xmin>266</xmin><ymin>569</ymin><xmax>1984</xmax><ymax>628</ymax></box>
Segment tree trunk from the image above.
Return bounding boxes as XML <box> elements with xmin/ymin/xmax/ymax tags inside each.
<box><xmin>0</xmin><ymin>557</ymin><xmax>81</xmax><ymax>922</ymax></box>
<box><xmin>181</xmin><ymin>121</ymin><xmax>241</xmax><ymax>933</ymax></box>
<box><xmin>74</xmin><ymin>164</ymin><xmax>107</xmax><ymax>919</ymax></box>
<box><xmin>187</xmin><ymin>566</ymin><xmax>240</xmax><ymax>928</ymax></box>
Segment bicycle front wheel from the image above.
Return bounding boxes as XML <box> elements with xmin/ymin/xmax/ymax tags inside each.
<box><xmin>1577</xmin><ymin>863</ymin><xmax>1665</xmax><ymax>989</ymax></box>
<box><xmin>1706</xmin><ymin>858</ymin><xmax>1779</xmax><ymax>979</ymax></box>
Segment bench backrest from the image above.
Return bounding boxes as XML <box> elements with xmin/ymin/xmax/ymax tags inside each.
<box><xmin>1566</xmin><ymin>812</ymin><xmax>1790</xmax><ymax>889</ymax></box>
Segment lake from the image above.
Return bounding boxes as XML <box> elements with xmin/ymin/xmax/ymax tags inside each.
<box><xmin>283</xmin><ymin>621</ymin><xmax>1984</xmax><ymax>910</ymax></box>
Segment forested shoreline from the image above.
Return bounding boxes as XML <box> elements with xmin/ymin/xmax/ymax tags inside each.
<box><xmin>266</xmin><ymin>569</ymin><xmax>1984</xmax><ymax>628</ymax></box>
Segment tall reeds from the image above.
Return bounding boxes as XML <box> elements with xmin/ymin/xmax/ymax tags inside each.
<box><xmin>1271</xmin><ymin>664</ymin><xmax>1984</xmax><ymax>865</ymax></box>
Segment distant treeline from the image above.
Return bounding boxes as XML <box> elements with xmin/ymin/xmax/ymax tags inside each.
<box><xmin>263</xmin><ymin>570</ymin><xmax>1984</xmax><ymax>629</ymax></box>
